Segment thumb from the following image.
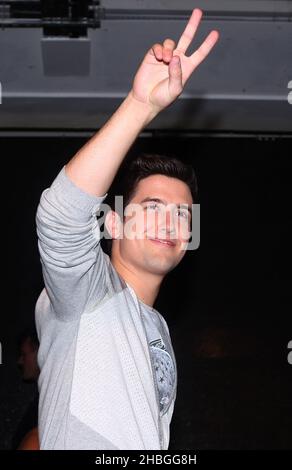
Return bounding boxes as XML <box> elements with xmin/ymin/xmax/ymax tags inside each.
<box><xmin>168</xmin><ymin>55</ymin><xmax>183</xmax><ymax>99</ymax></box>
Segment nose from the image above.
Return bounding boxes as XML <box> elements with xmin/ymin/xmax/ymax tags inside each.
<box><xmin>164</xmin><ymin>209</ymin><xmax>176</xmax><ymax>238</ymax></box>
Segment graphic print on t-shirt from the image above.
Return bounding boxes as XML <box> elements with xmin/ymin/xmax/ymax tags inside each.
<box><xmin>149</xmin><ymin>338</ymin><xmax>175</xmax><ymax>416</ymax></box>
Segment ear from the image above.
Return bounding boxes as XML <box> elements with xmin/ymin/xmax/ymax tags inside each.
<box><xmin>105</xmin><ymin>210</ymin><xmax>123</xmax><ymax>240</ymax></box>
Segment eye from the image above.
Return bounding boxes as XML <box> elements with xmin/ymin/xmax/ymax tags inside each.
<box><xmin>176</xmin><ymin>209</ymin><xmax>188</xmax><ymax>219</ymax></box>
<box><xmin>146</xmin><ymin>202</ymin><xmax>160</xmax><ymax>210</ymax></box>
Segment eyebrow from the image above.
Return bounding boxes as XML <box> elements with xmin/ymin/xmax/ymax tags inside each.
<box><xmin>140</xmin><ymin>197</ymin><xmax>192</xmax><ymax>216</ymax></box>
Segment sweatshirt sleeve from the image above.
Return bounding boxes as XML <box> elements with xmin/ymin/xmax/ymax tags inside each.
<box><xmin>36</xmin><ymin>166</ymin><xmax>109</xmax><ymax>322</ymax></box>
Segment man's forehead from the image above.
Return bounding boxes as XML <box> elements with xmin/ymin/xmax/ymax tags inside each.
<box><xmin>133</xmin><ymin>175</ymin><xmax>193</xmax><ymax>204</ymax></box>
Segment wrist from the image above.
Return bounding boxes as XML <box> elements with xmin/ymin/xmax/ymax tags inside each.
<box><xmin>124</xmin><ymin>90</ymin><xmax>159</xmax><ymax>126</ymax></box>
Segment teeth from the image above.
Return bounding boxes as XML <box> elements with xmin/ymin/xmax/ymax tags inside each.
<box><xmin>155</xmin><ymin>239</ymin><xmax>173</xmax><ymax>245</ymax></box>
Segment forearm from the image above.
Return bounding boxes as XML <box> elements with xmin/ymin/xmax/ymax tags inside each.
<box><xmin>65</xmin><ymin>90</ymin><xmax>158</xmax><ymax>197</ymax></box>
<box><xmin>63</xmin><ymin>9</ymin><xmax>219</xmax><ymax>196</ymax></box>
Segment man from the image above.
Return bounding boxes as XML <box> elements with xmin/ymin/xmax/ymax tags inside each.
<box><xmin>17</xmin><ymin>328</ymin><xmax>40</xmax><ymax>383</ymax></box>
<box><xmin>13</xmin><ymin>328</ymin><xmax>40</xmax><ymax>449</ymax></box>
<box><xmin>35</xmin><ymin>9</ymin><xmax>219</xmax><ymax>449</ymax></box>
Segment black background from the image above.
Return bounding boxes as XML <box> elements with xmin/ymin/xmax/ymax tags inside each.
<box><xmin>0</xmin><ymin>134</ymin><xmax>291</xmax><ymax>449</ymax></box>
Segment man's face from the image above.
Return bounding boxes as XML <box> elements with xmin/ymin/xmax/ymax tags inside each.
<box><xmin>17</xmin><ymin>338</ymin><xmax>39</xmax><ymax>382</ymax></box>
<box><xmin>112</xmin><ymin>174</ymin><xmax>193</xmax><ymax>276</ymax></box>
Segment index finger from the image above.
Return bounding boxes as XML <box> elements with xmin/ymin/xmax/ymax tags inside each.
<box><xmin>176</xmin><ymin>9</ymin><xmax>203</xmax><ymax>55</ymax></box>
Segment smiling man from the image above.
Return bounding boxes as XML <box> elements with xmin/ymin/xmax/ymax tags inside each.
<box><xmin>35</xmin><ymin>9</ymin><xmax>219</xmax><ymax>450</ymax></box>
<box><xmin>106</xmin><ymin>156</ymin><xmax>197</xmax><ymax>307</ymax></box>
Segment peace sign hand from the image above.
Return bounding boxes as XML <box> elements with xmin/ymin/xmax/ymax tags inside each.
<box><xmin>130</xmin><ymin>9</ymin><xmax>219</xmax><ymax>114</ymax></box>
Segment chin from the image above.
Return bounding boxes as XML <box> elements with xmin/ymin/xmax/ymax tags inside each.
<box><xmin>146</xmin><ymin>257</ymin><xmax>179</xmax><ymax>275</ymax></box>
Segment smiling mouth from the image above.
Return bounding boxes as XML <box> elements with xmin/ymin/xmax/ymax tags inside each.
<box><xmin>148</xmin><ymin>238</ymin><xmax>176</xmax><ymax>247</ymax></box>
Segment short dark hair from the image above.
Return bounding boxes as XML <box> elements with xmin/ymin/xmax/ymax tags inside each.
<box><xmin>101</xmin><ymin>153</ymin><xmax>198</xmax><ymax>255</ymax></box>
<box><xmin>115</xmin><ymin>152</ymin><xmax>197</xmax><ymax>208</ymax></box>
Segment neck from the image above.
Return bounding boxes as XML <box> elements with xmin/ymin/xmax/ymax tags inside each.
<box><xmin>111</xmin><ymin>255</ymin><xmax>163</xmax><ymax>308</ymax></box>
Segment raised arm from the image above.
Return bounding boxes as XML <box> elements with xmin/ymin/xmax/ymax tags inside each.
<box><xmin>36</xmin><ymin>9</ymin><xmax>219</xmax><ymax>320</ymax></box>
<box><xmin>65</xmin><ymin>9</ymin><xmax>219</xmax><ymax>196</ymax></box>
